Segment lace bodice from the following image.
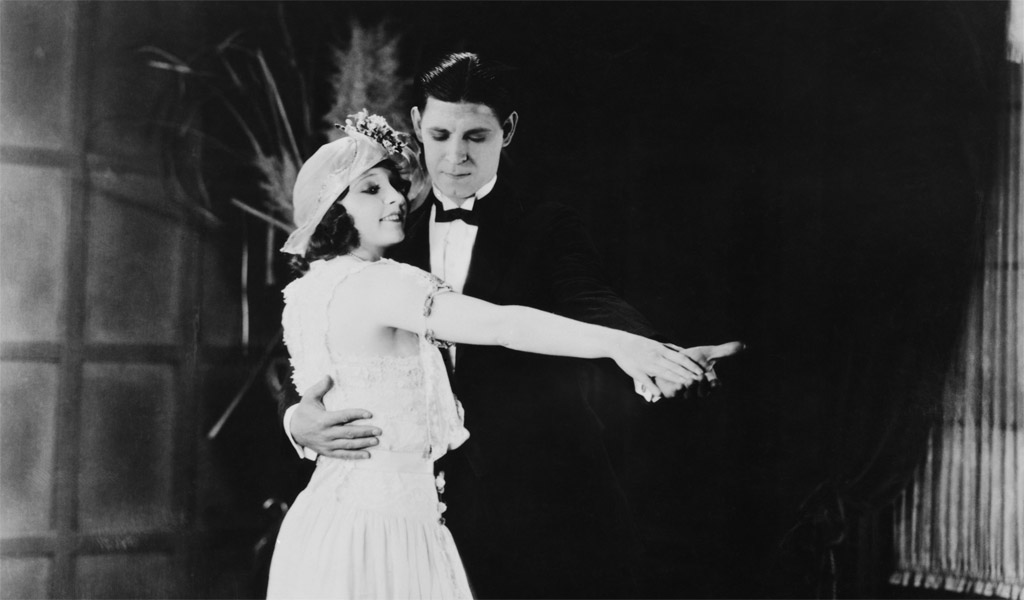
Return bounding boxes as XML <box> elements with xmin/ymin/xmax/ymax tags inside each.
<box><xmin>282</xmin><ymin>257</ymin><xmax>468</xmax><ymax>459</ymax></box>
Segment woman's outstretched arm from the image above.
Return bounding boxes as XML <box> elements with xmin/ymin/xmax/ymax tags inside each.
<box><xmin>359</xmin><ymin>263</ymin><xmax>705</xmax><ymax>391</ymax></box>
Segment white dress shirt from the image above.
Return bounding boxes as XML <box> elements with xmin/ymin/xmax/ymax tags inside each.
<box><xmin>428</xmin><ymin>175</ymin><xmax>496</xmax><ymax>293</ymax></box>
<box><xmin>428</xmin><ymin>176</ymin><xmax>497</xmax><ymax>368</ymax></box>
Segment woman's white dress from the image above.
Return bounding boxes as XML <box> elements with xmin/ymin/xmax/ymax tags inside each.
<box><xmin>266</xmin><ymin>257</ymin><xmax>472</xmax><ymax>599</ymax></box>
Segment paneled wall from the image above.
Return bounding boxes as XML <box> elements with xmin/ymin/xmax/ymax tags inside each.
<box><xmin>0</xmin><ymin>3</ymin><xmax>245</xmax><ymax>597</ymax></box>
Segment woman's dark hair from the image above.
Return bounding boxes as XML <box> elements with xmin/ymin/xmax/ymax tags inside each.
<box><xmin>288</xmin><ymin>192</ymin><xmax>358</xmax><ymax>276</ymax></box>
<box><xmin>288</xmin><ymin>160</ymin><xmax>408</xmax><ymax>276</ymax></box>
<box><xmin>416</xmin><ymin>52</ymin><xmax>517</xmax><ymax>123</ymax></box>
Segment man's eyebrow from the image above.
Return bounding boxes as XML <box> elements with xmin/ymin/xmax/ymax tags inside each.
<box><xmin>425</xmin><ymin>126</ymin><xmax>494</xmax><ymax>135</ymax></box>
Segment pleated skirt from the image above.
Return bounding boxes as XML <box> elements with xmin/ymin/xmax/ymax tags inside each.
<box><xmin>267</xmin><ymin>452</ymin><xmax>473</xmax><ymax>599</ymax></box>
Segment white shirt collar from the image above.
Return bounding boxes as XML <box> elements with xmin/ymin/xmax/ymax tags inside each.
<box><xmin>432</xmin><ymin>175</ymin><xmax>498</xmax><ymax>211</ymax></box>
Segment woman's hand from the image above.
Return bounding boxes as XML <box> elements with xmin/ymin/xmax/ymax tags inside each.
<box><xmin>610</xmin><ymin>334</ymin><xmax>706</xmax><ymax>393</ymax></box>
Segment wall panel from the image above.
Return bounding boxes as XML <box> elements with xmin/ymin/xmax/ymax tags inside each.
<box><xmin>84</xmin><ymin>194</ymin><xmax>183</xmax><ymax>345</ymax></box>
<box><xmin>0</xmin><ymin>165</ymin><xmax>67</xmax><ymax>343</ymax></box>
<box><xmin>0</xmin><ymin>362</ymin><xmax>58</xmax><ymax>535</ymax></box>
<box><xmin>0</xmin><ymin>1</ymin><xmax>76</xmax><ymax>150</ymax></box>
<box><xmin>75</xmin><ymin>552</ymin><xmax>174</xmax><ymax>599</ymax></box>
<box><xmin>88</xmin><ymin>1</ymin><xmax>199</xmax><ymax>164</ymax></box>
<box><xmin>78</xmin><ymin>363</ymin><xmax>177</xmax><ymax>533</ymax></box>
<box><xmin>0</xmin><ymin>556</ymin><xmax>52</xmax><ymax>599</ymax></box>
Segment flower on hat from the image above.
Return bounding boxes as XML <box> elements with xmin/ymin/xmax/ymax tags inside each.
<box><xmin>340</xmin><ymin>109</ymin><xmax>408</xmax><ymax>156</ymax></box>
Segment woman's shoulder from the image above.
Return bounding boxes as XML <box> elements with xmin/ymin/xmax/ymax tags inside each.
<box><xmin>334</xmin><ymin>260</ymin><xmax>451</xmax><ymax>325</ymax></box>
<box><xmin>284</xmin><ymin>257</ymin><xmax>372</xmax><ymax>298</ymax></box>
<box><xmin>356</xmin><ymin>258</ymin><xmax>446</xmax><ymax>290</ymax></box>
<box><xmin>285</xmin><ymin>257</ymin><xmax>448</xmax><ymax>302</ymax></box>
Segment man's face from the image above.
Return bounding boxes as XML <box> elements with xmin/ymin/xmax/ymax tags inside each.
<box><xmin>411</xmin><ymin>98</ymin><xmax>516</xmax><ymax>201</ymax></box>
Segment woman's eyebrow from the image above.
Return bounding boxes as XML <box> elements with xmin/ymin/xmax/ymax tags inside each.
<box><xmin>353</xmin><ymin>172</ymin><xmax>382</xmax><ymax>185</ymax></box>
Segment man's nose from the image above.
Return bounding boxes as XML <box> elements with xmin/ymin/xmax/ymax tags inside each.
<box><xmin>445</xmin><ymin>139</ymin><xmax>469</xmax><ymax>164</ymax></box>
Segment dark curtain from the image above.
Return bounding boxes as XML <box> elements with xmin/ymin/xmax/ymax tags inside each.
<box><xmin>757</xmin><ymin>4</ymin><xmax>1010</xmax><ymax>598</ymax></box>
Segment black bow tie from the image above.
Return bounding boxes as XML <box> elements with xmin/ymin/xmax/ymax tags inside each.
<box><xmin>433</xmin><ymin>200</ymin><xmax>479</xmax><ymax>226</ymax></box>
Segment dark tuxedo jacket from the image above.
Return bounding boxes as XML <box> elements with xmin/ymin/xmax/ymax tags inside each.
<box><xmin>389</xmin><ymin>178</ymin><xmax>661</xmax><ymax>598</ymax></box>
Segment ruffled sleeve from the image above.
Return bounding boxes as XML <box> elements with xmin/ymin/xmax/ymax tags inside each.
<box><xmin>392</xmin><ymin>261</ymin><xmax>455</xmax><ymax>348</ymax></box>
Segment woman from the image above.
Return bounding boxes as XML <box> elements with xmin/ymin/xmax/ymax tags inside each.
<box><xmin>266</xmin><ymin>113</ymin><xmax>705</xmax><ymax>599</ymax></box>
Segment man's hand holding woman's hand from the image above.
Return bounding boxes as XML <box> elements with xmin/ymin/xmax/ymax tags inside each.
<box><xmin>611</xmin><ymin>334</ymin><xmax>705</xmax><ymax>396</ymax></box>
<box><xmin>616</xmin><ymin>338</ymin><xmax>746</xmax><ymax>400</ymax></box>
<box><xmin>290</xmin><ymin>376</ymin><xmax>381</xmax><ymax>460</ymax></box>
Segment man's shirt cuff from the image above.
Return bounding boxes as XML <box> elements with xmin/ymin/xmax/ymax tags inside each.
<box><xmin>283</xmin><ymin>404</ymin><xmax>319</xmax><ymax>461</ymax></box>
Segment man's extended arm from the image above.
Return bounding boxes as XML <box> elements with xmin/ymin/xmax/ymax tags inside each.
<box><xmin>538</xmin><ymin>203</ymin><xmax>662</xmax><ymax>338</ymax></box>
<box><xmin>536</xmin><ymin>202</ymin><xmax>739</xmax><ymax>398</ymax></box>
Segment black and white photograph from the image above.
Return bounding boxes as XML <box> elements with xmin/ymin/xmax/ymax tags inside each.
<box><xmin>0</xmin><ymin>1</ymin><xmax>1021</xmax><ymax>598</ymax></box>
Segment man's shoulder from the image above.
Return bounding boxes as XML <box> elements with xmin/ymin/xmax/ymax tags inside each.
<box><xmin>491</xmin><ymin>178</ymin><xmax>578</xmax><ymax>221</ymax></box>
<box><xmin>521</xmin><ymin>198</ymin><xmax>587</xmax><ymax>236</ymax></box>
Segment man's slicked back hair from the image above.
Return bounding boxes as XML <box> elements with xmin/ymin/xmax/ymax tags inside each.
<box><xmin>416</xmin><ymin>52</ymin><xmax>517</xmax><ymax>123</ymax></box>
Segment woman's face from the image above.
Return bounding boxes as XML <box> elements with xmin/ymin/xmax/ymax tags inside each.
<box><xmin>340</xmin><ymin>166</ymin><xmax>408</xmax><ymax>253</ymax></box>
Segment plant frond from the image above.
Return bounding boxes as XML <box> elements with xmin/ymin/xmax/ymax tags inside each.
<box><xmin>256</xmin><ymin>50</ymin><xmax>302</xmax><ymax>164</ymax></box>
<box><xmin>230</xmin><ymin>198</ymin><xmax>294</xmax><ymax>233</ymax></box>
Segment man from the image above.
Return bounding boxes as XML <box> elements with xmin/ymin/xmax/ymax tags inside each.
<box><xmin>284</xmin><ymin>52</ymin><xmax>740</xmax><ymax>598</ymax></box>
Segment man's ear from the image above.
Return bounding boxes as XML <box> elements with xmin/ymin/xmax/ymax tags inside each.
<box><xmin>410</xmin><ymin>106</ymin><xmax>424</xmax><ymax>142</ymax></box>
<box><xmin>501</xmin><ymin>111</ymin><xmax>518</xmax><ymax>147</ymax></box>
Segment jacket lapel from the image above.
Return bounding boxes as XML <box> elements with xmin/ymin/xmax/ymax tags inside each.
<box><xmin>459</xmin><ymin>182</ymin><xmax>523</xmax><ymax>366</ymax></box>
<box><xmin>462</xmin><ymin>181</ymin><xmax>521</xmax><ymax>302</ymax></box>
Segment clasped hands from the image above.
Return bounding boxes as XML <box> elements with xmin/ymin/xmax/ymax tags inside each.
<box><xmin>289</xmin><ymin>341</ymin><xmax>745</xmax><ymax>460</ymax></box>
<box><xmin>639</xmin><ymin>341</ymin><xmax>746</xmax><ymax>402</ymax></box>
<box><xmin>693</xmin><ymin>339</ymin><xmax>746</xmax><ymax>382</ymax></box>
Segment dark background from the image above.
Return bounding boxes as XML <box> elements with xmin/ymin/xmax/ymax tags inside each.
<box><xmin>0</xmin><ymin>1</ymin><xmax>1010</xmax><ymax>598</ymax></box>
